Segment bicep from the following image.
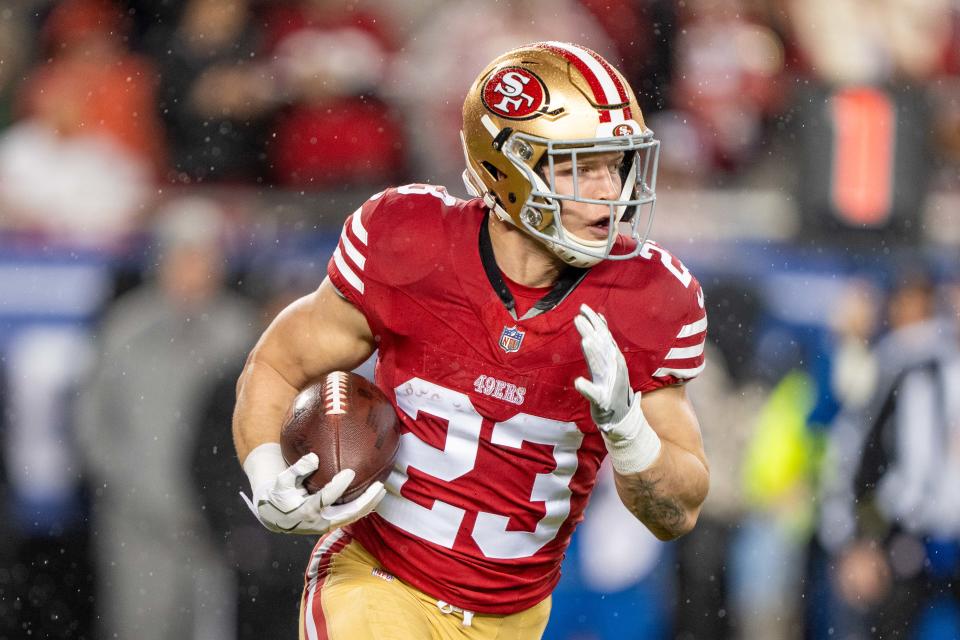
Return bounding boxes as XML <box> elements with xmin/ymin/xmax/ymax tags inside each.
<box><xmin>640</xmin><ymin>384</ymin><xmax>708</xmax><ymax>468</ymax></box>
<box><xmin>252</xmin><ymin>277</ymin><xmax>376</xmax><ymax>387</ymax></box>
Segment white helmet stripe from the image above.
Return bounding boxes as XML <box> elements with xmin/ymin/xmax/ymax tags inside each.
<box><xmin>540</xmin><ymin>41</ymin><xmax>629</xmax><ymax>123</ymax></box>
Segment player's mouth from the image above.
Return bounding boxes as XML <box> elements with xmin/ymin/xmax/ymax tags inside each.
<box><xmin>585</xmin><ymin>217</ymin><xmax>611</xmax><ymax>239</ymax></box>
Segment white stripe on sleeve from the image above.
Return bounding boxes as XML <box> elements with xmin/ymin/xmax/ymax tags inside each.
<box><xmin>676</xmin><ymin>316</ymin><xmax>708</xmax><ymax>338</ymax></box>
<box><xmin>350</xmin><ymin>208</ymin><xmax>368</xmax><ymax>246</ymax></box>
<box><xmin>665</xmin><ymin>341</ymin><xmax>705</xmax><ymax>360</ymax></box>
<box><xmin>653</xmin><ymin>363</ymin><xmax>706</xmax><ymax>379</ymax></box>
<box><xmin>340</xmin><ymin>227</ymin><xmax>366</xmax><ymax>270</ymax></box>
<box><xmin>332</xmin><ymin>246</ymin><xmax>364</xmax><ymax>294</ymax></box>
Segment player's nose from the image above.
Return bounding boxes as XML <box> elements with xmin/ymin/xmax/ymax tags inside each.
<box><xmin>591</xmin><ymin>168</ymin><xmax>620</xmax><ymax>201</ymax></box>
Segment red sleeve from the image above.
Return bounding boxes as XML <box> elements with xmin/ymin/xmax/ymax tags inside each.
<box><xmin>326</xmin><ymin>189</ymin><xmax>388</xmax><ymax>322</ymax></box>
<box><xmin>615</xmin><ymin>240</ymin><xmax>708</xmax><ymax>393</ymax></box>
<box><xmin>646</xmin><ymin>278</ymin><xmax>707</xmax><ymax>389</ymax></box>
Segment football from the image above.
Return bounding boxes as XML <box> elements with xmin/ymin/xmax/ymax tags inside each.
<box><xmin>280</xmin><ymin>371</ymin><xmax>401</xmax><ymax>504</ymax></box>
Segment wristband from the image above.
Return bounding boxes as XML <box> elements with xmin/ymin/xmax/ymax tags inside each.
<box><xmin>242</xmin><ymin>442</ymin><xmax>288</xmax><ymax>491</ymax></box>
<box><xmin>600</xmin><ymin>399</ymin><xmax>662</xmax><ymax>475</ymax></box>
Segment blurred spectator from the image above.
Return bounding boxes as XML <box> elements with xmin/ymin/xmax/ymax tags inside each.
<box><xmin>0</xmin><ymin>7</ymin><xmax>34</xmax><ymax>132</ymax></box>
<box><xmin>77</xmin><ymin>196</ymin><xmax>255</xmax><ymax>640</ymax></box>
<box><xmin>191</xmin><ymin>261</ymin><xmax>322</xmax><ymax>640</ymax></box>
<box><xmin>787</xmin><ymin>0</ymin><xmax>953</xmax><ymax>86</ymax></box>
<box><xmin>674</xmin><ymin>345</ymin><xmax>768</xmax><ymax>640</ymax></box>
<box><xmin>387</xmin><ymin>0</ymin><xmax>615</xmax><ymax>187</ymax></box>
<box><xmin>734</xmin><ymin>369</ymin><xmax>819</xmax><ymax>640</ymax></box>
<box><xmin>0</xmin><ymin>0</ymin><xmax>161</xmax><ymax>241</ymax></box>
<box><xmin>546</xmin><ymin>460</ymin><xmax>672</xmax><ymax>640</ymax></box>
<box><xmin>819</xmin><ymin>271</ymin><xmax>960</xmax><ymax>638</ymax></box>
<box><xmin>577</xmin><ymin>0</ymin><xmax>677</xmax><ymax>112</ymax></box>
<box><xmin>146</xmin><ymin>0</ymin><xmax>277</xmax><ymax>183</ymax></box>
<box><xmin>827</xmin><ymin>280</ymin><xmax>882</xmax><ymax>413</ymax></box>
<box><xmin>22</xmin><ymin>0</ymin><xmax>166</xmax><ymax>170</ymax></box>
<box><xmin>658</xmin><ymin>0</ymin><xmax>786</xmax><ymax>177</ymax></box>
<box><xmin>1</xmin><ymin>328</ymin><xmax>97</xmax><ymax>639</ymax></box>
<box><xmin>262</xmin><ymin>0</ymin><xmax>407</xmax><ymax>189</ymax></box>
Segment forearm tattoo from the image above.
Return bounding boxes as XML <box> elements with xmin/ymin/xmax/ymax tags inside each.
<box><xmin>625</xmin><ymin>475</ymin><xmax>686</xmax><ymax>534</ymax></box>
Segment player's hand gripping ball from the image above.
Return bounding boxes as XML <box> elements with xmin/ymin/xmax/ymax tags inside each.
<box><xmin>280</xmin><ymin>371</ymin><xmax>401</xmax><ymax>504</ymax></box>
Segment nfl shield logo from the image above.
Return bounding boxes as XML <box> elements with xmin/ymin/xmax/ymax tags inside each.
<box><xmin>499</xmin><ymin>325</ymin><xmax>525</xmax><ymax>353</ymax></box>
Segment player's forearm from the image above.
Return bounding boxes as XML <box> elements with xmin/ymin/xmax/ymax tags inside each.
<box><xmin>613</xmin><ymin>439</ymin><xmax>709</xmax><ymax>540</ymax></box>
<box><xmin>232</xmin><ymin>352</ymin><xmax>300</xmax><ymax>463</ymax></box>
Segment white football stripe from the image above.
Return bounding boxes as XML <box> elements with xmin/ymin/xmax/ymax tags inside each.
<box><xmin>340</xmin><ymin>227</ymin><xmax>366</xmax><ymax>270</ymax></box>
<box><xmin>325</xmin><ymin>372</ymin><xmax>347</xmax><ymax>415</ymax></box>
<box><xmin>653</xmin><ymin>363</ymin><xmax>706</xmax><ymax>379</ymax></box>
<box><xmin>665</xmin><ymin>341</ymin><xmax>705</xmax><ymax>360</ymax></box>
<box><xmin>332</xmin><ymin>246</ymin><xmax>364</xmax><ymax>294</ymax></box>
<box><xmin>304</xmin><ymin>529</ymin><xmax>346</xmax><ymax>640</ymax></box>
<box><xmin>350</xmin><ymin>208</ymin><xmax>368</xmax><ymax>245</ymax></box>
<box><xmin>676</xmin><ymin>316</ymin><xmax>708</xmax><ymax>338</ymax></box>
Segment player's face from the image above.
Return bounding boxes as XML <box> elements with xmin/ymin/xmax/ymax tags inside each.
<box><xmin>550</xmin><ymin>151</ymin><xmax>625</xmax><ymax>241</ymax></box>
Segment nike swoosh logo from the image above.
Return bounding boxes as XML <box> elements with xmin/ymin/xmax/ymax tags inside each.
<box><xmin>276</xmin><ymin>520</ymin><xmax>304</xmax><ymax>532</ymax></box>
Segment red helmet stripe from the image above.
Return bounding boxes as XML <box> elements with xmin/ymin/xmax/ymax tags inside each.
<box><xmin>536</xmin><ymin>42</ymin><xmax>631</xmax><ymax>123</ymax></box>
<box><xmin>584</xmin><ymin>49</ymin><xmax>634</xmax><ymax>121</ymax></box>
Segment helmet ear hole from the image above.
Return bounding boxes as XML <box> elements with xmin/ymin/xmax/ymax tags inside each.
<box><xmin>481</xmin><ymin>161</ymin><xmax>506</xmax><ymax>181</ymax></box>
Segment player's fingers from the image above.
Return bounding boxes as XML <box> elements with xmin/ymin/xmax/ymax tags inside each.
<box><xmin>318</xmin><ymin>468</ymin><xmax>356</xmax><ymax>506</ymax></box>
<box><xmin>581</xmin><ymin>304</ymin><xmax>618</xmax><ymax>346</ymax></box>
<box><xmin>360</xmin><ymin>484</ymin><xmax>388</xmax><ymax>517</ymax></box>
<box><xmin>579</xmin><ymin>304</ymin><xmax>604</xmax><ymax>330</ymax></box>
<box><xmin>276</xmin><ymin>452</ymin><xmax>320</xmax><ymax>489</ymax></box>
<box><xmin>574</xmin><ymin>376</ymin><xmax>601</xmax><ymax>402</ymax></box>
<box><xmin>356</xmin><ymin>481</ymin><xmax>386</xmax><ymax>510</ymax></box>
<box><xmin>573</xmin><ymin>313</ymin><xmax>596</xmax><ymax>340</ymax></box>
<box><xmin>323</xmin><ymin>482</ymin><xmax>386</xmax><ymax>525</ymax></box>
<box><xmin>580</xmin><ymin>335</ymin><xmax>606</xmax><ymax>376</ymax></box>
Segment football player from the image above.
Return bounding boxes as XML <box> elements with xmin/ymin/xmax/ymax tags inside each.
<box><xmin>234</xmin><ymin>41</ymin><xmax>709</xmax><ymax>639</ymax></box>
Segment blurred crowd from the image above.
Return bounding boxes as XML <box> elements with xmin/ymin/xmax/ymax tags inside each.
<box><xmin>1</xmin><ymin>0</ymin><xmax>960</xmax><ymax>639</ymax></box>
<box><xmin>0</xmin><ymin>0</ymin><xmax>957</xmax><ymax>241</ymax></box>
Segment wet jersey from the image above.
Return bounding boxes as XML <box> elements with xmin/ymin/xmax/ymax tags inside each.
<box><xmin>326</xmin><ymin>185</ymin><xmax>707</xmax><ymax>614</ymax></box>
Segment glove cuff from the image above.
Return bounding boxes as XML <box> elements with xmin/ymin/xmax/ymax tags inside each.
<box><xmin>601</xmin><ymin>399</ymin><xmax>662</xmax><ymax>475</ymax></box>
<box><xmin>243</xmin><ymin>442</ymin><xmax>288</xmax><ymax>491</ymax></box>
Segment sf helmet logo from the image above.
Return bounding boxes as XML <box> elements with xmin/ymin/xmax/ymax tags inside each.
<box><xmin>482</xmin><ymin>67</ymin><xmax>546</xmax><ymax>120</ymax></box>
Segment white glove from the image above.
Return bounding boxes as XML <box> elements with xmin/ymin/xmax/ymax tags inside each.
<box><xmin>240</xmin><ymin>443</ymin><xmax>386</xmax><ymax>535</ymax></box>
<box><xmin>573</xmin><ymin>304</ymin><xmax>662</xmax><ymax>474</ymax></box>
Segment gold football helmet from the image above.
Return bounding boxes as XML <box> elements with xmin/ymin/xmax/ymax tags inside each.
<box><xmin>461</xmin><ymin>41</ymin><xmax>660</xmax><ymax>267</ymax></box>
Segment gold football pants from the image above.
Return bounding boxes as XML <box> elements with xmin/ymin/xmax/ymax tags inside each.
<box><xmin>299</xmin><ymin>530</ymin><xmax>551</xmax><ymax>640</ymax></box>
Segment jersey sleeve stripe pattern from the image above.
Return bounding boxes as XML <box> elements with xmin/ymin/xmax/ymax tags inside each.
<box><xmin>654</xmin><ymin>314</ymin><xmax>708</xmax><ymax>379</ymax></box>
<box><xmin>332</xmin><ymin>246</ymin><xmax>364</xmax><ymax>294</ymax></box>
<box><xmin>653</xmin><ymin>363</ymin><xmax>706</xmax><ymax>378</ymax></box>
<box><xmin>339</xmin><ymin>226</ymin><xmax>366</xmax><ymax>269</ymax></box>
<box><xmin>350</xmin><ymin>206</ymin><xmax>369</xmax><ymax>245</ymax></box>
<box><xmin>676</xmin><ymin>315</ymin><xmax>708</xmax><ymax>338</ymax></box>
<box><xmin>665</xmin><ymin>341</ymin><xmax>705</xmax><ymax>360</ymax></box>
<box><xmin>331</xmin><ymin>209</ymin><xmax>370</xmax><ymax>295</ymax></box>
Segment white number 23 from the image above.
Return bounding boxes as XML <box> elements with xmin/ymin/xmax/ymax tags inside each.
<box><xmin>375</xmin><ymin>378</ymin><xmax>583</xmax><ymax>560</ymax></box>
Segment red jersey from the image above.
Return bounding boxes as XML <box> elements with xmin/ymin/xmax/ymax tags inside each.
<box><xmin>326</xmin><ymin>185</ymin><xmax>707</xmax><ymax>614</ymax></box>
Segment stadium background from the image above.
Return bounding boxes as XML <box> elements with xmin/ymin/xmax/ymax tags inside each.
<box><xmin>0</xmin><ymin>0</ymin><xmax>959</xmax><ymax>638</ymax></box>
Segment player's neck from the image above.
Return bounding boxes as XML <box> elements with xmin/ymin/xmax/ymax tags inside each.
<box><xmin>487</xmin><ymin>213</ymin><xmax>564</xmax><ymax>288</ymax></box>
